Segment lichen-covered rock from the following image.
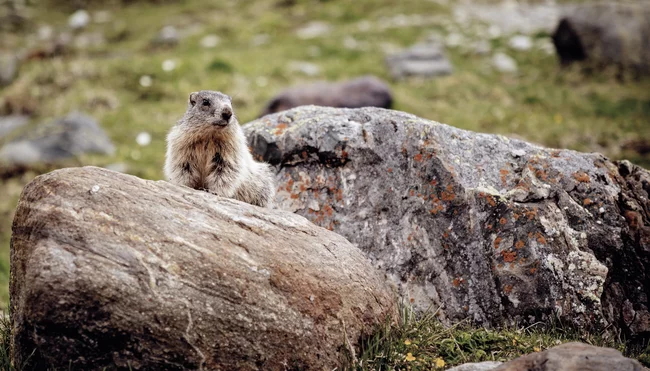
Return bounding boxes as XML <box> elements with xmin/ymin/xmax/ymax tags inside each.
<box><xmin>244</xmin><ymin>106</ymin><xmax>650</xmax><ymax>338</ymax></box>
<box><xmin>10</xmin><ymin>166</ymin><xmax>396</xmax><ymax>370</ymax></box>
<box><xmin>494</xmin><ymin>342</ymin><xmax>645</xmax><ymax>371</ymax></box>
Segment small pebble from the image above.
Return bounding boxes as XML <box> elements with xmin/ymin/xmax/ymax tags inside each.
<box><xmin>136</xmin><ymin>132</ymin><xmax>151</xmax><ymax>146</ymax></box>
<box><xmin>90</xmin><ymin>185</ymin><xmax>100</xmax><ymax>194</ymax></box>
<box><xmin>162</xmin><ymin>59</ymin><xmax>176</xmax><ymax>72</ymax></box>
<box><xmin>139</xmin><ymin>75</ymin><xmax>152</xmax><ymax>87</ymax></box>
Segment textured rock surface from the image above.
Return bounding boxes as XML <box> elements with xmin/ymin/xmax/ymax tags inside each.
<box><xmin>10</xmin><ymin>166</ymin><xmax>396</xmax><ymax>370</ymax></box>
<box><xmin>385</xmin><ymin>42</ymin><xmax>453</xmax><ymax>79</ymax></box>
<box><xmin>494</xmin><ymin>342</ymin><xmax>645</xmax><ymax>371</ymax></box>
<box><xmin>244</xmin><ymin>106</ymin><xmax>650</xmax><ymax>338</ymax></box>
<box><xmin>448</xmin><ymin>361</ymin><xmax>502</xmax><ymax>371</ymax></box>
<box><xmin>0</xmin><ymin>112</ymin><xmax>114</xmax><ymax>165</ymax></box>
<box><xmin>552</xmin><ymin>2</ymin><xmax>650</xmax><ymax>75</ymax></box>
<box><xmin>259</xmin><ymin>76</ymin><xmax>392</xmax><ymax>117</ymax></box>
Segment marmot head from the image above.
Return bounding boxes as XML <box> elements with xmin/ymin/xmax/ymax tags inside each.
<box><xmin>183</xmin><ymin>90</ymin><xmax>235</xmax><ymax>128</ymax></box>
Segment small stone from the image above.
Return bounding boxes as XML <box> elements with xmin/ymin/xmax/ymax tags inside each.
<box><xmin>288</xmin><ymin>61</ymin><xmax>321</xmax><ymax>77</ymax></box>
<box><xmin>599</xmin><ymin>207</ymin><xmax>605</xmax><ymax>214</ymax></box>
<box><xmin>69</xmin><ymin>10</ymin><xmax>91</xmax><ymax>30</ymax></box>
<box><xmin>200</xmin><ymin>34</ymin><xmax>220</xmax><ymax>48</ymax></box>
<box><xmin>139</xmin><ymin>75</ymin><xmax>152</xmax><ymax>87</ymax></box>
<box><xmin>492</xmin><ymin>52</ymin><xmax>518</xmax><ymax>73</ymax></box>
<box><xmin>161</xmin><ymin>59</ymin><xmax>176</xmax><ymax>72</ymax></box>
<box><xmin>152</xmin><ymin>25</ymin><xmax>179</xmax><ymax>47</ymax></box>
<box><xmin>90</xmin><ymin>185</ymin><xmax>100</xmax><ymax>194</ymax></box>
<box><xmin>136</xmin><ymin>132</ymin><xmax>151</xmax><ymax>146</ymax></box>
<box><xmin>296</xmin><ymin>21</ymin><xmax>331</xmax><ymax>39</ymax></box>
<box><xmin>509</xmin><ymin>35</ymin><xmax>533</xmax><ymax>51</ymax></box>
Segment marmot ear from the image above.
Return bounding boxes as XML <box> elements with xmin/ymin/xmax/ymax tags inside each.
<box><xmin>189</xmin><ymin>92</ymin><xmax>198</xmax><ymax>107</ymax></box>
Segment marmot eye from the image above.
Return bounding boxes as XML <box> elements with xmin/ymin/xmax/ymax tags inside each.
<box><xmin>202</xmin><ymin>99</ymin><xmax>211</xmax><ymax>107</ymax></box>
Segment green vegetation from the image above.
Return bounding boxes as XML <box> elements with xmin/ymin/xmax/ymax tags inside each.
<box><xmin>353</xmin><ymin>304</ymin><xmax>637</xmax><ymax>370</ymax></box>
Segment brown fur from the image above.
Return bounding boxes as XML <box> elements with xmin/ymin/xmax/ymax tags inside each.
<box><xmin>164</xmin><ymin>91</ymin><xmax>275</xmax><ymax>207</ymax></box>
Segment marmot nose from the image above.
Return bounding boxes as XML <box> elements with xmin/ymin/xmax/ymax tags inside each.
<box><xmin>221</xmin><ymin>108</ymin><xmax>233</xmax><ymax>122</ymax></box>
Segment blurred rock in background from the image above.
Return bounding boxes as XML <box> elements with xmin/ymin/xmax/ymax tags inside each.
<box><xmin>260</xmin><ymin>75</ymin><xmax>393</xmax><ymax>117</ymax></box>
<box><xmin>552</xmin><ymin>2</ymin><xmax>650</xmax><ymax>78</ymax></box>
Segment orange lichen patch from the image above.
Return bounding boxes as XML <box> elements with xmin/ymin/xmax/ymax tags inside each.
<box><xmin>535</xmin><ymin>232</ymin><xmax>546</xmax><ymax>244</ymax></box>
<box><xmin>524</xmin><ymin>208</ymin><xmax>537</xmax><ymax>220</ymax></box>
<box><xmin>414</xmin><ymin>154</ymin><xmax>423</xmax><ymax>162</ymax></box>
<box><xmin>442</xmin><ymin>231</ymin><xmax>449</xmax><ymax>239</ymax></box>
<box><xmin>502</xmin><ymin>250</ymin><xmax>517</xmax><ymax>263</ymax></box>
<box><xmin>407</xmin><ymin>234</ymin><xmax>413</xmax><ymax>241</ymax></box>
<box><xmin>387</xmin><ymin>168</ymin><xmax>393</xmax><ymax>173</ymax></box>
<box><xmin>551</xmin><ymin>150</ymin><xmax>562</xmax><ymax>158</ymax></box>
<box><xmin>573</xmin><ymin>171</ymin><xmax>591</xmax><ymax>183</ymax></box>
<box><xmin>409</xmin><ymin>189</ymin><xmax>415</xmax><ymax>197</ymax></box>
<box><xmin>500</xmin><ymin>169</ymin><xmax>509</xmax><ymax>185</ymax></box>
<box><xmin>513</xmin><ymin>213</ymin><xmax>521</xmax><ymax>221</ymax></box>
<box><xmin>430</xmin><ymin>179</ymin><xmax>438</xmax><ymax>186</ymax></box>
<box><xmin>487</xmin><ymin>224</ymin><xmax>493</xmax><ymax>230</ymax></box>
<box><xmin>529</xmin><ymin>267</ymin><xmax>537</xmax><ymax>274</ymax></box>
<box><xmin>323</xmin><ymin>204</ymin><xmax>334</xmax><ymax>217</ymax></box>
<box><xmin>499</xmin><ymin>217</ymin><xmax>507</xmax><ymax>225</ymax></box>
<box><xmin>535</xmin><ymin>169</ymin><xmax>549</xmax><ymax>181</ymax></box>
<box><xmin>494</xmin><ymin>236</ymin><xmax>502</xmax><ymax>249</ymax></box>
<box><xmin>441</xmin><ymin>191</ymin><xmax>455</xmax><ymax>201</ymax></box>
<box><xmin>285</xmin><ymin>178</ymin><xmax>295</xmax><ymax>192</ymax></box>
<box><xmin>486</xmin><ymin>195</ymin><xmax>496</xmax><ymax>207</ymax></box>
<box><xmin>583</xmin><ymin>198</ymin><xmax>592</xmax><ymax>206</ymax></box>
<box><xmin>290</xmin><ymin>193</ymin><xmax>299</xmax><ymax>199</ymax></box>
<box><xmin>341</xmin><ymin>150</ymin><xmax>348</xmax><ymax>159</ymax></box>
<box><xmin>497</xmin><ymin>263</ymin><xmax>504</xmax><ymax>269</ymax></box>
<box><xmin>429</xmin><ymin>203</ymin><xmax>444</xmax><ymax>214</ymax></box>
<box><xmin>452</xmin><ymin>277</ymin><xmax>464</xmax><ymax>287</ymax></box>
<box><xmin>274</xmin><ymin>123</ymin><xmax>288</xmax><ymax>135</ymax></box>
<box><xmin>503</xmin><ymin>284</ymin><xmax>513</xmax><ymax>294</ymax></box>
<box><xmin>410</xmin><ymin>297</ymin><xmax>415</xmax><ymax>303</ymax></box>
<box><xmin>515</xmin><ymin>240</ymin><xmax>525</xmax><ymax>250</ymax></box>
<box><xmin>299</xmin><ymin>184</ymin><xmax>307</xmax><ymax>192</ymax></box>
<box><xmin>336</xmin><ymin>189</ymin><xmax>343</xmax><ymax>201</ymax></box>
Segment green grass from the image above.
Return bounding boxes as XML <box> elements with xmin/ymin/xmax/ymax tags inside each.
<box><xmin>0</xmin><ymin>0</ymin><xmax>648</xmax><ymax>326</ymax></box>
<box><xmin>351</xmin><ymin>303</ymin><xmax>650</xmax><ymax>370</ymax></box>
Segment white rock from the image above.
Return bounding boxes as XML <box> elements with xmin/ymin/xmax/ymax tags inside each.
<box><xmin>492</xmin><ymin>52</ymin><xmax>518</xmax><ymax>73</ymax></box>
<box><xmin>69</xmin><ymin>10</ymin><xmax>91</xmax><ymax>30</ymax></box>
<box><xmin>162</xmin><ymin>59</ymin><xmax>176</xmax><ymax>72</ymax></box>
<box><xmin>200</xmin><ymin>34</ymin><xmax>220</xmax><ymax>48</ymax></box>
<box><xmin>296</xmin><ymin>21</ymin><xmax>331</xmax><ymax>39</ymax></box>
<box><xmin>288</xmin><ymin>61</ymin><xmax>321</xmax><ymax>77</ymax></box>
<box><xmin>136</xmin><ymin>132</ymin><xmax>151</xmax><ymax>146</ymax></box>
<box><xmin>139</xmin><ymin>75</ymin><xmax>152</xmax><ymax>87</ymax></box>
<box><xmin>509</xmin><ymin>35</ymin><xmax>533</xmax><ymax>51</ymax></box>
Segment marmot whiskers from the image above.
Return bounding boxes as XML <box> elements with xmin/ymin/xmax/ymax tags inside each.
<box><xmin>164</xmin><ymin>90</ymin><xmax>275</xmax><ymax>207</ymax></box>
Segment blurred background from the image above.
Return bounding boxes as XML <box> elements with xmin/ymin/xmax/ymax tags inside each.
<box><xmin>0</xmin><ymin>0</ymin><xmax>649</xmax><ymax>308</ymax></box>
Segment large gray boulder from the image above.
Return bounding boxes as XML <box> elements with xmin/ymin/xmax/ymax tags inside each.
<box><xmin>10</xmin><ymin>166</ymin><xmax>396</xmax><ymax>370</ymax></box>
<box><xmin>244</xmin><ymin>106</ymin><xmax>650</xmax><ymax>337</ymax></box>
<box><xmin>0</xmin><ymin>112</ymin><xmax>114</xmax><ymax>165</ymax></box>
<box><xmin>552</xmin><ymin>2</ymin><xmax>650</xmax><ymax>76</ymax></box>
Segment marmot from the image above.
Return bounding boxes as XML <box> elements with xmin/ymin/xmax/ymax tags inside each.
<box><xmin>164</xmin><ymin>90</ymin><xmax>275</xmax><ymax>207</ymax></box>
